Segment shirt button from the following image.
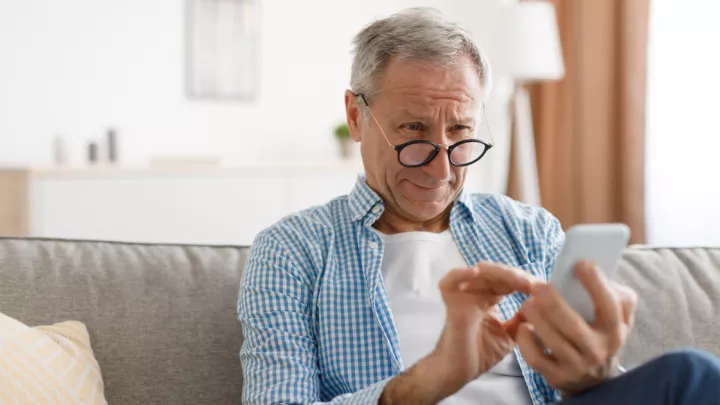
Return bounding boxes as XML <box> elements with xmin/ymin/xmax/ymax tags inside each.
<box><xmin>368</xmin><ymin>241</ymin><xmax>378</xmax><ymax>249</ymax></box>
<box><xmin>372</xmin><ymin>206</ymin><xmax>381</xmax><ymax>214</ymax></box>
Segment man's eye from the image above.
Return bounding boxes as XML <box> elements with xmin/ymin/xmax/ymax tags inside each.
<box><xmin>451</xmin><ymin>125</ymin><xmax>472</xmax><ymax>132</ymax></box>
<box><xmin>403</xmin><ymin>123</ymin><xmax>424</xmax><ymax>131</ymax></box>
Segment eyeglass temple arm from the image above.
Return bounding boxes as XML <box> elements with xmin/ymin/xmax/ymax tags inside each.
<box><xmin>481</xmin><ymin>104</ymin><xmax>495</xmax><ymax>146</ymax></box>
<box><xmin>353</xmin><ymin>92</ymin><xmax>395</xmax><ymax>149</ymax></box>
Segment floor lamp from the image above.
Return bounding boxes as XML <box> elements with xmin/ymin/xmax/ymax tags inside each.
<box><xmin>498</xmin><ymin>1</ymin><xmax>565</xmax><ymax>206</ymax></box>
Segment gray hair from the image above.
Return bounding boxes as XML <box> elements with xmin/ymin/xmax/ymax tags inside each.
<box><xmin>350</xmin><ymin>7</ymin><xmax>492</xmax><ymax>103</ymax></box>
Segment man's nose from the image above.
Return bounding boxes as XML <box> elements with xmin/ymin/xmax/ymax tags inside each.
<box><xmin>421</xmin><ymin>134</ymin><xmax>452</xmax><ymax>182</ymax></box>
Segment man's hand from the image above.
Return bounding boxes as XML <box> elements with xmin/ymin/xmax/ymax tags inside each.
<box><xmin>513</xmin><ymin>261</ymin><xmax>638</xmax><ymax>396</ymax></box>
<box><xmin>433</xmin><ymin>263</ymin><xmax>538</xmax><ymax>390</ymax></box>
<box><xmin>380</xmin><ymin>262</ymin><xmax>538</xmax><ymax>405</ymax></box>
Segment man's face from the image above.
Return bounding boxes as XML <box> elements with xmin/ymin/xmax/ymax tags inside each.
<box><xmin>345</xmin><ymin>55</ymin><xmax>484</xmax><ymax>224</ymax></box>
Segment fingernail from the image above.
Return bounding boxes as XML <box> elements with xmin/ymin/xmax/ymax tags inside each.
<box><xmin>576</xmin><ymin>261</ymin><xmax>593</xmax><ymax>274</ymax></box>
<box><xmin>531</xmin><ymin>283</ymin><xmax>549</xmax><ymax>296</ymax></box>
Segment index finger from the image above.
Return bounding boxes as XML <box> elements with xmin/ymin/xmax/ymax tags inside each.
<box><xmin>612</xmin><ymin>281</ymin><xmax>638</xmax><ymax>327</ymax></box>
<box><xmin>460</xmin><ymin>262</ymin><xmax>541</xmax><ymax>296</ymax></box>
<box><xmin>575</xmin><ymin>261</ymin><xmax>621</xmax><ymax>328</ymax></box>
<box><xmin>439</xmin><ymin>266</ymin><xmax>480</xmax><ymax>292</ymax></box>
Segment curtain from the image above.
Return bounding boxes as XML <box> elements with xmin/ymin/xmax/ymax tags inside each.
<box><xmin>524</xmin><ymin>0</ymin><xmax>649</xmax><ymax>244</ymax></box>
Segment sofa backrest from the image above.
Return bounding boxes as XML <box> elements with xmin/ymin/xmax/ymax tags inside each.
<box><xmin>0</xmin><ymin>238</ymin><xmax>249</xmax><ymax>405</ymax></box>
<box><xmin>615</xmin><ymin>246</ymin><xmax>720</xmax><ymax>366</ymax></box>
<box><xmin>1</xmin><ymin>238</ymin><xmax>719</xmax><ymax>403</ymax></box>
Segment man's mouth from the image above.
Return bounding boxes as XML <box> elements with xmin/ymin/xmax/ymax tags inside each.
<box><xmin>411</xmin><ymin>182</ymin><xmax>444</xmax><ymax>190</ymax></box>
<box><xmin>404</xmin><ymin>180</ymin><xmax>449</xmax><ymax>201</ymax></box>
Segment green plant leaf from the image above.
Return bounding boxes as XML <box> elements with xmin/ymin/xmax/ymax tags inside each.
<box><xmin>334</xmin><ymin>123</ymin><xmax>351</xmax><ymax>139</ymax></box>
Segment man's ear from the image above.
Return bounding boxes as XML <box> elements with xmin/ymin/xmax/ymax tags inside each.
<box><xmin>344</xmin><ymin>90</ymin><xmax>363</xmax><ymax>143</ymax></box>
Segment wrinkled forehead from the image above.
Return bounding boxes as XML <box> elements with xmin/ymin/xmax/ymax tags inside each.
<box><xmin>377</xmin><ymin>89</ymin><xmax>485</xmax><ymax>123</ymax></box>
<box><xmin>390</xmin><ymin>95</ymin><xmax>483</xmax><ymax>119</ymax></box>
<box><xmin>374</xmin><ymin>56</ymin><xmax>485</xmax><ymax>117</ymax></box>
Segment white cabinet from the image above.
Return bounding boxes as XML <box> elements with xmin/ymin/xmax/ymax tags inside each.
<box><xmin>1</xmin><ymin>161</ymin><xmax>364</xmax><ymax>245</ymax></box>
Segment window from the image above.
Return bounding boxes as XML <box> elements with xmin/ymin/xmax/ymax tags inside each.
<box><xmin>646</xmin><ymin>0</ymin><xmax>720</xmax><ymax>245</ymax></box>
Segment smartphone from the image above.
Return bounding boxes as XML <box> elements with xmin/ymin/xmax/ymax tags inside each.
<box><xmin>548</xmin><ymin>224</ymin><xmax>631</xmax><ymax>323</ymax></box>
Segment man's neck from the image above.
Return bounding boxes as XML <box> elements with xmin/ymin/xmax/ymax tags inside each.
<box><xmin>373</xmin><ymin>205</ymin><xmax>452</xmax><ymax>235</ymax></box>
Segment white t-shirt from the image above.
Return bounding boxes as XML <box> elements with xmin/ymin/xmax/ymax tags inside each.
<box><xmin>379</xmin><ymin>229</ymin><xmax>533</xmax><ymax>405</ymax></box>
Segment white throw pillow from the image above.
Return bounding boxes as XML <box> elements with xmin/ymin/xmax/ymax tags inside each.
<box><xmin>0</xmin><ymin>312</ymin><xmax>108</xmax><ymax>405</ymax></box>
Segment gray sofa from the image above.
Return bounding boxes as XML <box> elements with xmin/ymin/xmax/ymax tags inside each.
<box><xmin>0</xmin><ymin>238</ymin><xmax>719</xmax><ymax>405</ymax></box>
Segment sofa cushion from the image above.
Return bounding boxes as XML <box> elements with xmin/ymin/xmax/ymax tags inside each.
<box><xmin>615</xmin><ymin>246</ymin><xmax>720</xmax><ymax>367</ymax></box>
<box><xmin>0</xmin><ymin>238</ymin><xmax>249</xmax><ymax>405</ymax></box>
<box><xmin>0</xmin><ymin>313</ymin><xmax>107</xmax><ymax>404</ymax></box>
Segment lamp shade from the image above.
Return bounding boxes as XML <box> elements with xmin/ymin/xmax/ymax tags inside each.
<box><xmin>497</xmin><ymin>1</ymin><xmax>565</xmax><ymax>81</ymax></box>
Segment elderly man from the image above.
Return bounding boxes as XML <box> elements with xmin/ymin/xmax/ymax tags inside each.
<box><xmin>238</xmin><ymin>8</ymin><xmax>720</xmax><ymax>405</ymax></box>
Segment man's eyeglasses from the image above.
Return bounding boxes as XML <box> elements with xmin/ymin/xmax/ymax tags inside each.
<box><xmin>354</xmin><ymin>92</ymin><xmax>494</xmax><ymax>168</ymax></box>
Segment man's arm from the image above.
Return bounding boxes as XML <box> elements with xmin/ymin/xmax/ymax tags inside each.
<box><xmin>239</xmin><ymin>231</ymin><xmax>539</xmax><ymax>405</ymax></box>
<box><xmin>380</xmin><ymin>264</ymin><xmax>540</xmax><ymax>405</ymax></box>
<box><xmin>238</xmin><ymin>230</ymin><xmax>391</xmax><ymax>405</ymax></box>
<box><xmin>513</xmin><ymin>208</ymin><xmax>638</xmax><ymax>396</ymax></box>
<box><xmin>378</xmin><ymin>353</ymin><xmax>452</xmax><ymax>405</ymax></box>
<box><xmin>541</xmin><ymin>214</ymin><xmax>630</xmax><ymax>382</ymax></box>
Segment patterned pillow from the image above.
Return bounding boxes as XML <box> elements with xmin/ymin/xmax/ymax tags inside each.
<box><xmin>0</xmin><ymin>312</ymin><xmax>108</xmax><ymax>405</ymax></box>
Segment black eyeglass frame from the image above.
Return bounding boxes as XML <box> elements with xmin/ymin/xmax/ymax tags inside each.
<box><xmin>354</xmin><ymin>92</ymin><xmax>495</xmax><ymax>168</ymax></box>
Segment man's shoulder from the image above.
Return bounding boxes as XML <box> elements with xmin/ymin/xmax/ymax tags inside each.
<box><xmin>245</xmin><ymin>196</ymin><xmax>354</xmax><ymax>282</ymax></box>
<box><xmin>468</xmin><ymin>192</ymin><xmax>557</xmax><ymax>226</ymax></box>
<box><xmin>251</xmin><ymin>195</ymin><xmax>351</xmax><ymax>249</ymax></box>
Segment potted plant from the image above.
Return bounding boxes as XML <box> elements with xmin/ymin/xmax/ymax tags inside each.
<box><xmin>333</xmin><ymin>123</ymin><xmax>355</xmax><ymax>159</ymax></box>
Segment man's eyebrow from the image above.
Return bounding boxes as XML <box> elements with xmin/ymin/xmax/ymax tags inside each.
<box><xmin>393</xmin><ymin>108</ymin><xmax>429</xmax><ymax>121</ymax></box>
<box><xmin>451</xmin><ymin>116</ymin><xmax>476</xmax><ymax>124</ymax></box>
<box><xmin>390</xmin><ymin>110</ymin><xmax>478</xmax><ymax>124</ymax></box>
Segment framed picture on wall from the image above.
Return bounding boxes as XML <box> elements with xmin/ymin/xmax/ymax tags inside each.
<box><xmin>185</xmin><ymin>0</ymin><xmax>259</xmax><ymax>101</ymax></box>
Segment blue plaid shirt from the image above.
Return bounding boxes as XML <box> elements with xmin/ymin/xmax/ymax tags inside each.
<box><xmin>238</xmin><ymin>177</ymin><xmax>565</xmax><ymax>405</ymax></box>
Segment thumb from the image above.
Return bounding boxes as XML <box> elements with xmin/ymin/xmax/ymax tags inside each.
<box><xmin>502</xmin><ymin>311</ymin><xmax>526</xmax><ymax>340</ymax></box>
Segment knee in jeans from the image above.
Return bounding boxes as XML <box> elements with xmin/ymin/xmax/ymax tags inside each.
<box><xmin>656</xmin><ymin>349</ymin><xmax>720</xmax><ymax>380</ymax></box>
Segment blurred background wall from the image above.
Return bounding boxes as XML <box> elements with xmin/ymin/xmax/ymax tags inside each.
<box><xmin>0</xmin><ymin>0</ymin><xmax>506</xmax><ymax>170</ymax></box>
<box><xmin>1</xmin><ymin>0</ymin><xmax>719</xmax><ymax>246</ymax></box>
<box><xmin>0</xmin><ymin>0</ymin><xmax>515</xmax><ymax>244</ymax></box>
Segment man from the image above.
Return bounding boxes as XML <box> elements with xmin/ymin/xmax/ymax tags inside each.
<box><xmin>238</xmin><ymin>8</ymin><xmax>720</xmax><ymax>405</ymax></box>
